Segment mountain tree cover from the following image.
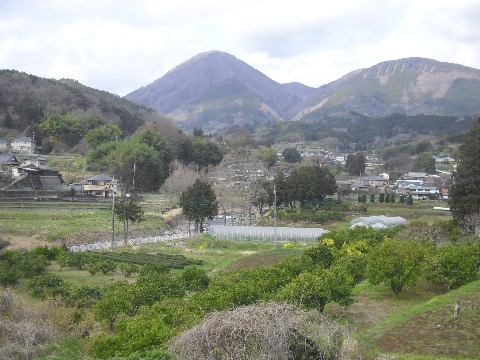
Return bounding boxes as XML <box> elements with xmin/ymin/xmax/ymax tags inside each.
<box><xmin>345</xmin><ymin>152</ymin><xmax>366</xmax><ymax>175</ymax></box>
<box><xmin>413</xmin><ymin>152</ymin><xmax>436</xmax><ymax>174</ymax></box>
<box><xmin>40</xmin><ymin>113</ymin><xmax>104</xmax><ymax>148</ymax></box>
<box><xmin>179</xmin><ymin>179</ymin><xmax>218</xmax><ymax>232</ymax></box>
<box><xmin>86</xmin><ymin>128</ymin><xmax>222</xmax><ymax>191</ymax></box>
<box><xmin>449</xmin><ymin>117</ymin><xmax>480</xmax><ymax>233</ymax></box>
<box><xmin>85</xmin><ymin>124</ymin><xmax>123</xmax><ymax>148</ymax></box>
<box><xmin>282</xmin><ymin>147</ymin><xmax>302</xmax><ymax>163</ymax></box>
<box><xmin>256</xmin><ymin>114</ymin><xmax>473</xmax><ymax>150</ymax></box>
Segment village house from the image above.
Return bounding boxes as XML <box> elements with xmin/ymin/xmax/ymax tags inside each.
<box><xmin>406</xmin><ymin>186</ymin><xmax>440</xmax><ymax>200</ymax></box>
<box><xmin>23</xmin><ymin>155</ymin><xmax>49</xmax><ymax>169</ymax></box>
<box><xmin>351</xmin><ymin>175</ymin><xmax>390</xmax><ymax>191</ymax></box>
<box><xmin>10</xmin><ymin>137</ymin><xmax>36</xmax><ymax>155</ymax></box>
<box><xmin>9</xmin><ymin>165</ymin><xmax>63</xmax><ymax>190</ymax></box>
<box><xmin>361</xmin><ymin>176</ymin><xmax>390</xmax><ymax>188</ymax></box>
<box><xmin>394</xmin><ymin>179</ymin><xmax>423</xmax><ymax>188</ymax></box>
<box><xmin>404</xmin><ymin>172</ymin><xmax>429</xmax><ymax>182</ymax></box>
<box><xmin>0</xmin><ymin>154</ymin><xmax>20</xmax><ymax>173</ymax></box>
<box><xmin>83</xmin><ymin>174</ymin><xmax>122</xmax><ymax>198</ymax></box>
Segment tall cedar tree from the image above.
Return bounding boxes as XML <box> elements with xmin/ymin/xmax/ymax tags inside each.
<box><xmin>449</xmin><ymin>117</ymin><xmax>480</xmax><ymax>233</ymax></box>
<box><xmin>345</xmin><ymin>152</ymin><xmax>366</xmax><ymax>175</ymax></box>
<box><xmin>180</xmin><ymin>179</ymin><xmax>218</xmax><ymax>232</ymax></box>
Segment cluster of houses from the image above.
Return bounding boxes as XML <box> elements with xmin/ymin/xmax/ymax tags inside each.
<box><xmin>351</xmin><ymin>172</ymin><xmax>451</xmax><ymax>200</ymax></box>
<box><xmin>0</xmin><ymin>136</ymin><xmax>120</xmax><ymax>197</ymax></box>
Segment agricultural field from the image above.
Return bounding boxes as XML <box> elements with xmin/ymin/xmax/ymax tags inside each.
<box><xmin>0</xmin><ymin>197</ymin><xmax>168</xmax><ymax>249</ymax></box>
<box><xmin>2</xmin><ymin>195</ymin><xmax>477</xmax><ymax>360</ymax></box>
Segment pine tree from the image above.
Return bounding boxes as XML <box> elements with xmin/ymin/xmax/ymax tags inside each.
<box><xmin>449</xmin><ymin>117</ymin><xmax>480</xmax><ymax>233</ymax></box>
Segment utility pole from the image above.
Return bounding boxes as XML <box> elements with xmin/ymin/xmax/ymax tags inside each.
<box><xmin>273</xmin><ymin>185</ymin><xmax>277</xmax><ymax>249</ymax></box>
<box><xmin>133</xmin><ymin>162</ymin><xmax>136</xmax><ymax>189</ymax></box>
<box><xmin>111</xmin><ymin>178</ymin><xmax>116</xmax><ymax>250</ymax></box>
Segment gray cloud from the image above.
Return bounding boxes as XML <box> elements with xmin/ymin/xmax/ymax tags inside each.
<box><xmin>1</xmin><ymin>0</ymin><xmax>480</xmax><ymax>95</ymax></box>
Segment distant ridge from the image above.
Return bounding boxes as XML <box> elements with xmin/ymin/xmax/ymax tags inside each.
<box><xmin>126</xmin><ymin>52</ymin><xmax>480</xmax><ymax>132</ymax></box>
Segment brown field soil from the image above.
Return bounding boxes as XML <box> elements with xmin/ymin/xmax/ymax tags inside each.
<box><xmin>376</xmin><ymin>293</ymin><xmax>480</xmax><ymax>358</ymax></box>
<box><xmin>328</xmin><ymin>281</ymin><xmax>480</xmax><ymax>359</ymax></box>
<box><xmin>4</xmin><ymin>236</ymin><xmax>52</xmax><ymax>250</ymax></box>
<box><xmin>227</xmin><ymin>254</ymin><xmax>285</xmax><ymax>271</ymax></box>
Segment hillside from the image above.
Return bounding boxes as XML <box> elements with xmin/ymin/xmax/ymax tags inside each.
<box><xmin>295</xmin><ymin>57</ymin><xmax>480</xmax><ymax>121</ymax></box>
<box><xmin>0</xmin><ymin>70</ymin><xmax>169</xmax><ymax>137</ymax></box>
<box><xmin>126</xmin><ymin>53</ymin><xmax>480</xmax><ymax>132</ymax></box>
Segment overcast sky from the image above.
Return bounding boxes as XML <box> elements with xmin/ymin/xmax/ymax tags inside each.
<box><xmin>1</xmin><ymin>0</ymin><xmax>479</xmax><ymax>96</ymax></box>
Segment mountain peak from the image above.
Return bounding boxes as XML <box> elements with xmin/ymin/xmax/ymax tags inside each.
<box><xmin>125</xmin><ymin>54</ymin><xmax>480</xmax><ymax>131</ymax></box>
<box><xmin>125</xmin><ymin>51</ymin><xmax>314</xmax><ymax>128</ymax></box>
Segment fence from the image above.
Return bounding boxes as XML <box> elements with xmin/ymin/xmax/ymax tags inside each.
<box><xmin>68</xmin><ymin>232</ymin><xmax>189</xmax><ymax>252</ymax></box>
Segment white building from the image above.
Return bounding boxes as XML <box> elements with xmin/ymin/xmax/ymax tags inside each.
<box><xmin>11</xmin><ymin>137</ymin><xmax>36</xmax><ymax>155</ymax></box>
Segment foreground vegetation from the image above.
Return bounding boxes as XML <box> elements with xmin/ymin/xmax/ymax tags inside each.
<box><xmin>0</xmin><ymin>198</ymin><xmax>479</xmax><ymax>359</ymax></box>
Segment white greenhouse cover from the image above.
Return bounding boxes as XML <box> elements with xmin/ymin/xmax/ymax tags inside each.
<box><xmin>349</xmin><ymin>215</ymin><xmax>407</xmax><ymax>229</ymax></box>
<box><xmin>208</xmin><ymin>225</ymin><xmax>329</xmax><ymax>242</ymax></box>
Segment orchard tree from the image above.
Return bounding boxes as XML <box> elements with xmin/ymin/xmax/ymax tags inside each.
<box><xmin>366</xmin><ymin>239</ymin><xmax>426</xmax><ymax>296</ymax></box>
<box><xmin>180</xmin><ymin>179</ymin><xmax>218</xmax><ymax>232</ymax></box>
<box><xmin>449</xmin><ymin>117</ymin><xmax>480</xmax><ymax>233</ymax></box>
<box><xmin>94</xmin><ymin>281</ymin><xmax>131</xmax><ymax>329</ymax></box>
<box><xmin>423</xmin><ymin>243</ymin><xmax>478</xmax><ymax>290</ymax></box>
<box><xmin>279</xmin><ymin>266</ymin><xmax>354</xmax><ymax>312</ymax></box>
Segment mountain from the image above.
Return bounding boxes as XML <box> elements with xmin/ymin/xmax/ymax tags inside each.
<box><xmin>294</xmin><ymin>58</ymin><xmax>480</xmax><ymax>121</ymax></box>
<box><xmin>125</xmin><ymin>51</ymin><xmax>316</xmax><ymax>131</ymax></box>
<box><xmin>126</xmin><ymin>53</ymin><xmax>480</xmax><ymax>132</ymax></box>
<box><xmin>0</xmin><ymin>70</ymin><xmax>168</xmax><ymax>137</ymax></box>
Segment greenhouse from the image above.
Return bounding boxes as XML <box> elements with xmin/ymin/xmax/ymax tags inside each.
<box><xmin>208</xmin><ymin>225</ymin><xmax>329</xmax><ymax>243</ymax></box>
<box><xmin>350</xmin><ymin>215</ymin><xmax>407</xmax><ymax>229</ymax></box>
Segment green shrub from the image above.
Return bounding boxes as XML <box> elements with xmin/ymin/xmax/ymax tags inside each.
<box><xmin>178</xmin><ymin>266</ymin><xmax>209</xmax><ymax>291</ymax></box>
<box><xmin>423</xmin><ymin>243</ymin><xmax>478</xmax><ymax>290</ymax></box>
<box><xmin>0</xmin><ymin>261</ymin><xmax>21</xmax><ymax>286</ymax></box>
<box><xmin>29</xmin><ymin>273</ymin><xmax>67</xmax><ymax>299</ymax></box>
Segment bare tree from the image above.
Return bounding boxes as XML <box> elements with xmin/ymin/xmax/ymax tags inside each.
<box><xmin>159</xmin><ymin>161</ymin><xmax>206</xmax><ymax>202</ymax></box>
<box><xmin>0</xmin><ymin>289</ymin><xmax>58</xmax><ymax>360</ymax></box>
